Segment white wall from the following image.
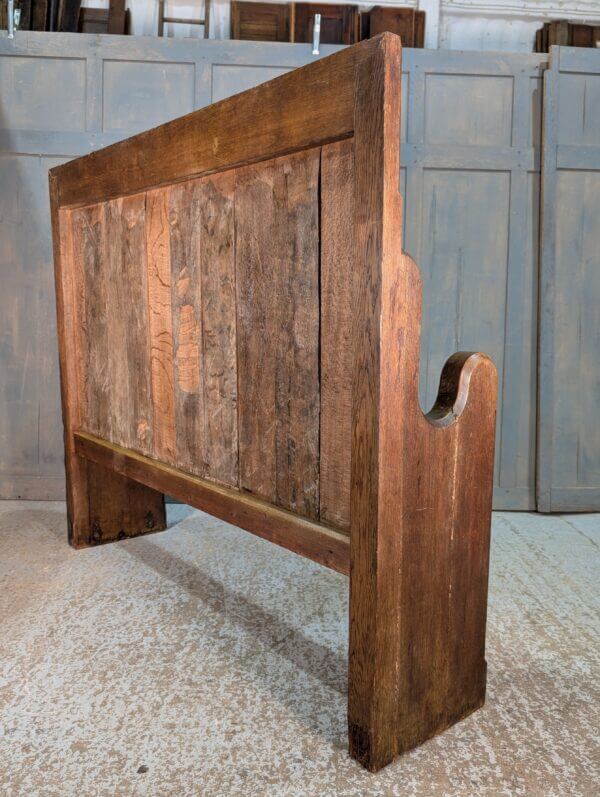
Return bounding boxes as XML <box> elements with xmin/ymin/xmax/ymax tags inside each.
<box><xmin>82</xmin><ymin>0</ymin><xmax>600</xmax><ymax>52</ymax></box>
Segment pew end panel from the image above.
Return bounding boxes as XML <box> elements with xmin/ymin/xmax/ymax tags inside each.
<box><xmin>50</xmin><ymin>33</ymin><xmax>497</xmax><ymax>771</ymax></box>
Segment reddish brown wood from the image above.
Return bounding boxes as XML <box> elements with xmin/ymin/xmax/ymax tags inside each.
<box><xmin>50</xmin><ymin>179</ymin><xmax>166</xmax><ymax>549</ymax></box>
<box><xmin>50</xmin><ymin>35</ymin><xmax>496</xmax><ymax>771</ymax></box>
<box><xmin>294</xmin><ymin>3</ymin><xmax>359</xmax><ymax>45</ymax></box>
<box><xmin>231</xmin><ymin>1</ymin><xmax>290</xmax><ymax>41</ymax></box>
<box><xmin>347</xmin><ymin>37</ymin><xmax>497</xmax><ymax>771</ymax></box>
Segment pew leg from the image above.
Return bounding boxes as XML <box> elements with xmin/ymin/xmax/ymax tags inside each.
<box><xmin>66</xmin><ymin>447</ymin><xmax>166</xmax><ymax>548</ymax></box>
<box><xmin>347</xmin><ymin>352</ymin><xmax>496</xmax><ymax>772</ymax></box>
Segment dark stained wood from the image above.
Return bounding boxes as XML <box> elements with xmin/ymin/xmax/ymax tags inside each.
<box><xmin>107</xmin><ymin>0</ymin><xmax>127</xmax><ymax>35</ymax></box>
<box><xmin>534</xmin><ymin>20</ymin><xmax>599</xmax><ymax>51</ymax></box>
<box><xmin>78</xmin><ymin>1</ymin><xmax>129</xmax><ymax>34</ymax></box>
<box><xmin>294</xmin><ymin>3</ymin><xmax>359</xmax><ymax>45</ymax></box>
<box><xmin>32</xmin><ymin>1</ymin><xmax>49</xmax><ymax>31</ymax></box>
<box><xmin>320</xmin><ymin>138</ymin><xmax>354</xmax><ymax>530</ymax></box>
<box><xmin>347</xmin><ymin>36</ymin><xmax>497</xmax><ymax>771</ymax></box>
<box><xmin>235</xmin><ymin>149</ymin><xmax>320</xmax><ymax>517</ymax></box>
<box><xmin>231</xmin><ymin>1</ymin><xmax>290</xmax><ymax>42</ymax></box>
<box><xmin>75</xmin><ymin>431</ymin><xmax>349</xmax><ymax>574</ymax></box>
<box><xmin>51</xmin><ymin>34</ymin><xmax>497</xmax><ymax>772</ymax></box>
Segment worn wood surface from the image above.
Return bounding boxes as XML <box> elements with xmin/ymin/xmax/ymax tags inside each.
<box><xmin>50</xmin><ymin>177</ymin><xmax>166</xmax><ymax>548</ymax></box>
<box><xmin>231</xmin><ymin>1</ymin><xmax>290</xmax><ymax>42</ymax></box>
<box><xmin>75</xmin><ymin>431</ymin><xmax>349</xmax><ymax>574</ymax></box>
<box><xmin>346</xmin><ymin>36</ymin><xmax>497</xmax><ymax>771</ymax></box>
<box><xmin>538</xmin><ymin>48</ymin><xmax>600</xmax><ymax>512</ymax></box>
<box><xmin>52</xmin><ymin>34</ymin><xmax>497</xmax><ymax>772</ymax></box>
<box><xmin>320</xmin><ymin>138</ymin><xmax>354</xmax><ymax>529</ymax></box>
<box><xmin>236</xmin><ymin>150</ymin><xmax>320</xmax><ymax>515</ymax></box>
<box><xmin>294</xmin><ymin>3</ymin><xmax>359</xmax><ymax>45</ymax></box>
<box><xmin>51</xmin><ymin>39</ymin><xmax>370</xmax><ymax>207</ymax></box>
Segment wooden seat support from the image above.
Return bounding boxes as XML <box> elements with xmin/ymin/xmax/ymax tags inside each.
<box><xmin>49</xmin><ymin>34</ymin><xmax>497</xmax><ymax>772</ymax></box>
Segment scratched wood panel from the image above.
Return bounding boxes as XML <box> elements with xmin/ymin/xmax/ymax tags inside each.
<box><xmin>320</xmin><ymin>138</ymin><xmax>355</xmax><ymax>530</ymax></box>
<box><xmin>71</xmin><ymin>203</ymin><xmax>110</xmax><ymax>439</ymax></box>
<box><xmin>168</xmin><ymin>180</ymin><xmax>205</xmax><ymax>476</ymax></box>
<box><xmin>104</xmin><ymin>194</ymin><xmax>154</xmax><ymax>455</ymax></box>
<box><xmin>146</xmin><ymin>187</ymin><xmax>177</xmax><ymax>463</ymax></box>
<box><xmin>235</xmin><ymin>149</ymin><xmax>320</xmax><ymax>517</ymax></box>
<box><xmin>1</xmin><ymin>37</ymin><xmax>552</xmax><ymax>505</ymax></box>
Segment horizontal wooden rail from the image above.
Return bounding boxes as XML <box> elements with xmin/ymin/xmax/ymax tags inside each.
<box><xmin>74</xmin><ymin>431</ymin><xmax>350</xmax><ymax>575</ymax></box>
<box><xmin>50</xmin><ymin>36</ymin><xmax>378</xmax><ymax>208</ymax></box>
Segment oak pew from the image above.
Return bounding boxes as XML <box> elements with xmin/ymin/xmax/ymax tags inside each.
<box><xmin>49</xmin><ymin>33</ymin><xmax>497</xmax><ymax>772</ymax></box>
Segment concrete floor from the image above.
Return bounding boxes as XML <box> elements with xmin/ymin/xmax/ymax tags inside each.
<box><xmin>0</xmin><ymin>502</ymin><xmax>598</xmax><ymax>797</ymax></box>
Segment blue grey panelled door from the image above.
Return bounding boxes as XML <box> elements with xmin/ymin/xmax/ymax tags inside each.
<box><xmin>400</xmin><ymin>49</ymin><xmax>546</xmax><ymax>511</ymax></box>
<box><xmin>4</xmin><ymin>31</ymin><xmax>594</xmax><ymax>511</ymax></box>
<box><xmin>538</xmin><ymin>46</ymin><xmax>600</xmax><ymax>512</ymax></box>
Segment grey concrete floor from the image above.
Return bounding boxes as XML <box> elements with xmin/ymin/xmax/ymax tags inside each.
<box><xmin>0</xmin><ymin>502</ymin><xmax>598</xmax><ymax>797</ymax></box>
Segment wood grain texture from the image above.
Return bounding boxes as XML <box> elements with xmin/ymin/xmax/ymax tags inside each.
<box><xmin>235</xmin><ymin>149</ymin><xmax>320</xmax><ymax>516</ymax></box>
<box><xmin>347</xmin><ymin>37</ymin><xmax>497</xmax><ymax>771</ymax></box>
<box><xmin>196</xmin><ymin>172</ymin><xmax>238</xmax><ymax>486</ymax></box>
<box><xmin>75</xmin><ymin>431</ymin><xmax>349</xmax><ymax>574</ymax></box>
<box><xmin>320</xmin><ymin>138</ymin><xmax>354</xmax><ymax>530</ymax></box>
<box><xmin>51</xmin><ymin>34</ymin><xmax>497</xmax><ymax>772</ymax></box>
<box><xmin>51</xmin><ymin>178</ymin><xmax>166</xmax><ymax>548</ymax></box>
<box><xmin>231</xmin><ymin>1</ymin><xmax>290</xmax><ymax>42</ymax></box>
<box><xmin>146</xmin><ymin>187</ymin><xmax>176</xmax><ymax>463</ymax></box>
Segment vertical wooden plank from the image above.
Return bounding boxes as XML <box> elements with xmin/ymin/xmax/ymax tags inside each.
<box><xmin>146</xmin><ymin>187</ymin><xmax>176</xmax><ymax>463</ymax></box>
<box><xmin>71</xmin><ymin>202</ymin><xmax>109</xmax><ymax>439</ymax></box>
<box><xmin>274</xmin><ymin>151</ymin><xmax>320</xmax><ymax>516</ymax></box>
<box><xmin>236</xmin><ymin>149</ymin><xmax>320</xmax><ymax>517</ymax></box>
<box><xmin>197</xmin><ymin>172</ymin><xmax>238</xmax><ymax>486</ymax></box>
<box><xmin>169</xmin><ymin>180</ymin><xmax>205</xmax><ymax>476</ymax></box>
<box><xmin>235</xmin><ymin>159</ymin><xmax>277</xmax><ymax>502</ymax></box>
<box><xmin>446</xmin><ymin>359</ymin><xmax>496</xmax><ymax>721</ymax></box>
<box><xmin>348</xmin><ymin>34</ymin><xmax>409</xmax><ymax>771</ymax></box>
<box><xmin>104</xmin><ymin>193</ymin><xmax>154</xmax><ymax>455</ymax></box>
<box><xmin>320</xmin><ymin>138</ymin><xmax>354</xmax><ymax>530</ymax></box>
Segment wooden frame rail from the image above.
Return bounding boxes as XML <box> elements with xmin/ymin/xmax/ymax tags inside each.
<box><xmin>50</xmin><ymin>34</ymin><xmax>497</xmax><ymax>772</ymax></box>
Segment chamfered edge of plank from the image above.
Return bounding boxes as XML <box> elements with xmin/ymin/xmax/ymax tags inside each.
<box><xmin>73</xmin><ymin>431</ymin><xmax>350</xmax><ymax>575</ymax></box>
<box><xmin>49</xmin><ymin>33</ymin><xmax>400</xmax><ymax>209</ymax></box>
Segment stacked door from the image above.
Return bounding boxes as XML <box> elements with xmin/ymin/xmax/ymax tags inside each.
<box><xmin>538</xmin><ymin>46</ymin><xmax>600</xmax><ymax>511</ymax></box>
